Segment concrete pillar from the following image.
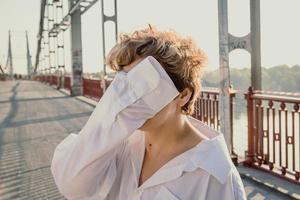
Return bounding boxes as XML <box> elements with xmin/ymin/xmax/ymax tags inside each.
<box><xmin>250</xmin><ymin>0</ymin><xmax>263</xmax><ymax>159</ymax></box>
<box><xmin>218</xmin><ymin>0</ymin><xmax>232</xmax><ymax>153</ymax></box>
<box><xmin>26</xmin><ymin>31</ymin><xmax>33</xmax><ymax>78</ymax></box>
<box><xmin>6</xmin><ymin>30</ymin><xmax>13</xmax><ymax>78</ymax></box>
<box><xmin>250</xmin><ymin>0</ymin><xmax>262</xmax><ymax>90</ymax></box>
<box><xmin>101</xmin><ymin>0</ymin><xmax>118</xmax><ymax>76</ymax></box>
<box><xmin>69</xmin><ymin>0</ymin><xmax>83</xmax><ymax>96</ymax></box>
<box><xmin>218</xmin><ymin>0</ymin><xmax>262</xmax><ymax>160</ymax></box>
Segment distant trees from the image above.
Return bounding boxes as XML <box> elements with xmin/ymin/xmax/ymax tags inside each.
<box><xmin>202</xmin><ymin>65</ymin><xmax>300</xmax><ymax>92</ymax></box>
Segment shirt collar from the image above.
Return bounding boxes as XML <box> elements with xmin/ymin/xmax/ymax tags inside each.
<box><xmin>183</xmin><ymin>116</ymin><xmax>233</xmax><ymax>184</ymax></box>
<box><xmin>128</xmin><ymin>116</ymin><xmax>233</xmax><ymax>190</ymax></box>
<box><xmin>182</xmin><ymin>130</ymin><xmax>233</xmax><ymax>184</ymax></box>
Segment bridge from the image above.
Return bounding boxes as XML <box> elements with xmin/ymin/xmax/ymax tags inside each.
<box><xmin>1</xmin><ymin>80</ymin><xmax>299</xmax><ymax>199</ymax></box>
<box><xmin>1</xmin><ymin>0</ymin><xmax>300</xmax><ymax>199</ymax></box>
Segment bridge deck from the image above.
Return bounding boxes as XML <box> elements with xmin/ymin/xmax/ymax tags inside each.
<box><xmin>0</xmin><ymin>80</ymin><xmax>92</xmax><ymax>199</ymax></box>
<box><xmin>0</xmin><ymin>80</ymin><xmax>298</xmax><ymax>200</ymax></box>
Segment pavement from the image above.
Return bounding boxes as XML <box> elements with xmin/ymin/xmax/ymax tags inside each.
<box><xmin>0</xmin><ymin>80</ymin><xmax>299</xmax><ymax>200</ymax></box>
<box><xmin>238</xmin><ymin>164</ymin><xmax>300</xmax><ymax>200</ymax></box>
<box><xmin>0</xmin><ymin>80</ymin><xmax>92</xmax><ymax>199</ymax></box>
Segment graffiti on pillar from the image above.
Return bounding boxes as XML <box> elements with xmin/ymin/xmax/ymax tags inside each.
<box><xmin>219</xmin><ymin>45</ymin><xmax>228</xmax><ymax>58</ymax></box>
<box><xmin>229</xmin><ymin>40</ymin><xmax>247</xmax><ymax>50</ymax></box>
<box><xmin>72</xmin><ymin>49</ymin><xmax>82</xmax><ymax>74</ymax></box>
<box><xmin>73</xmin><ymin>63</ymin><xmax>82</xmax><ymax>76</ymax></box>
<box><xmin>228</xmin><ymin>33</ymin><xmax>251</xmax><ymax>53</ymax></box>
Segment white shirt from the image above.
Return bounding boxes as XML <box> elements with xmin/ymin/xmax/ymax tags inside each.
<box><xmin>51</xmin><ymin>56</ymin><xmax>247</xmax><ymax>200</ymax></box>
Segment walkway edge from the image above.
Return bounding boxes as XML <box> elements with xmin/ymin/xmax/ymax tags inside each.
<box><xmin>237</xmin><ymin>165</ymin><xmax>300</xmax><ymax>200</ymax></box>
<box><xmin>75</xmin><ymin>96</ymin><xmax>98</xmax><ymax>107</ymax></box>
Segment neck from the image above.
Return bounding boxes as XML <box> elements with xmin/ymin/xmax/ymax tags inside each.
<box><xmin>143</xmin><ymin>115</ymin><xmax>196</xmax><ymax>157</ymax></box>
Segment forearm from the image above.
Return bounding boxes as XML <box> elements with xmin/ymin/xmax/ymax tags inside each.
<box><xmin>50</xmin><ymin>56</ymin><xmax>180</xmax><ymax>199</ymax></box>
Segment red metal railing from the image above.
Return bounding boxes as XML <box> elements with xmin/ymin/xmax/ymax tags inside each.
<box><xmin>192</xmin><ymin>88</ymin><xmax>237</xmax><ymax>162</ymax></box>
<box><xmin>50</xmin><ymin>75</ymin><xmax>53</xmax><ymax>85</ymax></box>
<box><xmin>35</xmin><ymin>75</ymin><xmax>68</xmax><ymax>89</ymax></box>
<box><xmin>47</xmin><ymin>75</ymin><xmax>51</xmax><ymax>84</ymax></box>
<box><xmin>82</xmin><ymin>78</ymin><xmax>102</xmax><ymax>100</ymax></box>
<box><xmin>192</xmin><ymin>88</ymin><xmax>236</xmax><ymax>131</ymax></box>
<box><xmin>244</xmin><ymin>87</ymin><xmax>300</xmax><ymax>183</ymax></box>
<box><xmin>0</xmin><ymin>76</ymin><xmax>6</xmax><ymax>81</ymax></box>
<box><xmin>64</xmin><ymin>76</ymin><xmax>71</xmax><ymax>91</ymax></box>
<box><xmin>51</xmin><ymin>75</ymin><xmax>58</xmax><ymax>86</ymax></box>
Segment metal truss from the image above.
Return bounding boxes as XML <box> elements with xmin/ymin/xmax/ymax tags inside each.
<box><xmin>49</xmin><ymin>0</ymin><xmax>99</xmax><ymax>36</ymax></box>
<box><xmin>35</xmin><ymin>0</ymin><xmax>99</xmax><ymax>73</ymax></box>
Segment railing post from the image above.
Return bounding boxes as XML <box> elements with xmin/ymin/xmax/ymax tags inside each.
<box><xmin>57</xmin><ymin>74</ymin><xmax>61</xmax><ymax>89</ymax></box>
<box><xmin>61</xmin><ymin>74</ymin><xmax>64</xmax><ymax>89</ymax></box>
<box><xmin>82</xmin><ymin>77</ymin><xmax>86</xmax><ymax>97</ymax></box>
<box><xmin>56</xmin><ymin>75</ymin><xmax>60</xmax><ymax>89</ymax></box>
<box><xmin>244</xmin><ymin>86</ymin><xmax>256</xmax><ymax>166</ymax></box>
<box><xmin>230</xmin><ymin>89</ymin><xmax>238</xmax><ymax>165</ymax></box>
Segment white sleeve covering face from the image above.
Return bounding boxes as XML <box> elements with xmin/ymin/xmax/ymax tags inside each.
<box><xmin>50</xmin><ymin>56</ymin><xmax>180</xmax><ymax>199</ymax></box>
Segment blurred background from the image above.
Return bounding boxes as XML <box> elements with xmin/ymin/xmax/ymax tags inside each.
<box><xmin>0</xmin><ymin>0</ymin><xmax>299</xmax><ymax>199</ymax></box>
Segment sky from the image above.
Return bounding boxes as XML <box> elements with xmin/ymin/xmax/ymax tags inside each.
<box><xmin>1</xmin><ymin>0</ymin><xmax>300</xmax><ymax>74</ymax></box>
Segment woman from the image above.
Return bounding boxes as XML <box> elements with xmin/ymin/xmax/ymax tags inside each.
<box><xmin>51</xmin><ymin>25</ymin><xmax>247</xmax><ymax>200</ymax></box>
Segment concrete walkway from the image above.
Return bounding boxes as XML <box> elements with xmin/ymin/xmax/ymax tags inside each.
<box><xmin>238</xmin><ymin>165</ymin><xmax>300</xmax><ymax>200</ymax></box>
<box><xmin>0</xmin><ymin>80</ymin><xmax>298</xmax><ymax>200</ymax></box>
<box><xmin>0</xmin><ymin>80</ymin><xmax>93</xmax><ymax>199</ymax></box>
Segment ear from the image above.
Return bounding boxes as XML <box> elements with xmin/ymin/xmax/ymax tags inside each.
<box><xmin>177</xmin><ymin>87</ymin><xmax>193</xmax><ymax>108</ymax></box>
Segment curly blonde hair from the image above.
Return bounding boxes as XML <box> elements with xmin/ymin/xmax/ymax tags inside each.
<box><xmin>106</xmin><ymin>25</ymin><xmax>207</xmax><ymax>115</ymax></box>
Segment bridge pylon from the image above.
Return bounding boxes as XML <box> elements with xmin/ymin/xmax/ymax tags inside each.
<box><xmin>5</xmin><ymin>30</ymin><xmax>13</xmax><ymax>79</ymax></box>
<box><xmin>26</xmin><ymin>31</ymin><xmax>33</xmax><ymax>78</ymax></box>
<box><xmin>218</xmin><ymin>0</ymin><xmax>262</xmax><ymax>160</ymax></box>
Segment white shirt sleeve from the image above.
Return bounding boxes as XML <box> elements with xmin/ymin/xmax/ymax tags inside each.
<box><xmin>50</xmin><ymin>56</ymin><xmax>179</xmax><ymax>199</ymax></box>
<box><xmin>231</xmin><ymin>165</ymin><xmax>247</xmax><ymax>200</ymax></box>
